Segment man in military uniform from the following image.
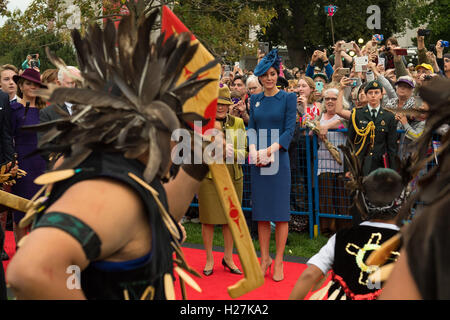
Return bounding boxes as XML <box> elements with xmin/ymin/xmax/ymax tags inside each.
<box><xmin>347</xmin><ymin>80</ymin><xmax>399</xmax><ymax>226</ymax></box>
<box><xmin>347</xmin><ymin>80</ymin><xmax>398</xmax><ymax>177</ymax></box>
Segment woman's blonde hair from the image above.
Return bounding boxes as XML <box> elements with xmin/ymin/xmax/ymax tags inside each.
<box><xmin>288</xmin><ymin>79</ymin><xmax>298</xmax><ymax>88</ymax></box>
<box><xmin>299</xmin><ymin>76</ymin><xmax>316</xmax><ymax>104</ymax></box>
<box><xmin>41</xmin><ymin>68</ymin><xmax>59</xmax><ymax>85</ymax></box>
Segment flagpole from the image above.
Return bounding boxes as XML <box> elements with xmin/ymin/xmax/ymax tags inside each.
<box><xmin>331</xmin><ymin>15</ymin><xmax>335</xmax><ymax>44</ymax></box>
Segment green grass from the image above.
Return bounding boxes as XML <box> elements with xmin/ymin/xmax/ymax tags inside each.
<box><xmin>182</xmin><ymin>221</ymin><xmax>329</xmax><ymax>259</ymax></box>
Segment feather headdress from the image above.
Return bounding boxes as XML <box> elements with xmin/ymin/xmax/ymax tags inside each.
<box><xmin>394</xmin><ymin>77</ymin><xmax>450</xmax><ymax>225</ymax></box>
<box><xmin>339</xmin><ymin>142</ymin><xmax>412</xmax><ymax>221</ymax></box>
<box><xmin>24</xmin><ymin>9</ymin><xmax>218</xmax><ymax>183</ymax></box>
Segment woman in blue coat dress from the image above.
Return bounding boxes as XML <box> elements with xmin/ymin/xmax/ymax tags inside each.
<box><xmin>248</xmin><ymin>50</ymin><xmax>297</xmax><ymax>282</ymax></box>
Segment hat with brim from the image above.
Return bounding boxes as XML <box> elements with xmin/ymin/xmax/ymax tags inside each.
<box><xmin>312</xmin><ymin>73</ymin><xmax>328</xmax><ymax>83</ymax></box>
<box><xmin>254</xmin><ymin>49</ymin><xmax>281</xmax><ymax>77</ymax></box>
<box><xmin>395</xmin><ymin>76</ymin><xmax>415</xmax><ymax>88</ymax></box>
<box><xmin>415</xmin><ymin>63</ymin><xmax>434</xmax><ymax>73</ymax></box>
<box><xmin>364</xmin><ymin>80</ymin><xmax>383</xmax><ymax>93</ymax></box>
<box><xmin>13</xmin><ymin>68</ymin><xmax>47</xmax><ymax>88</ymax></box>
<box><xmin>217</xmin><ymin>83</ymin><xmax>233</xmax><ymax>105</ymax></box>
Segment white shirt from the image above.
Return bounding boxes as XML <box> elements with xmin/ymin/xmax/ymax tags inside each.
<box><xmin>368</xmin><ymin>104</ymin><xmax>381</xmax><ymax>118</ymax></box>
<box><xmin>307</xmin><ymin>221</ymin><xmax>400</xmax><ymax>275</ymax></box>
<box><xmin>65</xmin><ymin>102</ymin><xmax>73</xmax><ymax>115</ymax></box>
<box><xmin>10</xmin><ymin>95</ymin><xmax>18</xmax><ymax>104</ymax></box>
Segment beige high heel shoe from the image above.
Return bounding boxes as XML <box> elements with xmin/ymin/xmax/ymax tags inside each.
<box><xmin>273</xmin><ymin>262</ymin><xmax>284</xmax><ymax>282</ymax></box>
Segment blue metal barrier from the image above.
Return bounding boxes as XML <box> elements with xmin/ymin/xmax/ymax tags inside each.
<box><xmin>190</xmin><ymin>127</ymin><xmax>437</xmax><ymax>239</ymax></box>
<box><xmin>313</xmin><ymin>129</ymin><xmax>352</xmax><ymax>236</ymax></box>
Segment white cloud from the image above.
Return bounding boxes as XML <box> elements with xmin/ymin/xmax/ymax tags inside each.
<box><xmin>7</xmin><ymin>0</ymin><xmax>33</xmax><ymax>12</ymax></box>
<box><xmin>0</xmin><ymin>0</ymin><xmax>33</xmax><ymax>26</ymax></box>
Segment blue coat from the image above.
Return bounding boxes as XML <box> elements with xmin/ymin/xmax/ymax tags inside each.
<box><xmin>248</xmin><ymin>90</ymin><xmax>297</xmax><ymax>222</ymax></box>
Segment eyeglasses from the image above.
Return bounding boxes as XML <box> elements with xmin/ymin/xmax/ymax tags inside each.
<box><xmin>324</xmin><ymin>97</ymin><xmax>337</xmax><ymax>101</ymax></box>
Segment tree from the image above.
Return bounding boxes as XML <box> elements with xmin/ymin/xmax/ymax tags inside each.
<box><xmin>0</xmin><ymin>0</ymin><xmax>8</xmax><ymax>15</ymax></box>
<box><xmin>173</xmin><ymin>0</ymin><xmax>276</xmax><ymax>62</ymax></box>
<box><xmin>259</xmin><ymin>0</ymin><xmax>413</xmax><ymax>68</ymax></box>
<box><xmin>403</xmin><ymin>0</ymin><xmax>450</xmax><ymax>48</ymax></box>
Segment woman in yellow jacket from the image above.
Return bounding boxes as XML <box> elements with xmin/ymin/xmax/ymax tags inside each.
<box><xmin>199</xmin><ymin>84</ymin><xmax>247</xmax><ymax>276</ymax></box>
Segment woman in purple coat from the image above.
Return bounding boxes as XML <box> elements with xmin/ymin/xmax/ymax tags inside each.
<box><xmin>10</xmin><ymin>69</ymin><xmax>47</xmax><ymax>243</ymax></box>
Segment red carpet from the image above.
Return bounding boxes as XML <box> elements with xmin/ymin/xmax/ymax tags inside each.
<box><xmin>173</xmin><ymin>247</ymin><xmax>310</xmax><ymax>300</ymax></box>
<box><xmin>2</xmin><ymin>231</ymin><xmax>15</xmax><ymax>273</ymax></box>
<box><xmin>3</xmin><ymin>231</ymin><xmax>327</xmax><ymax>299</ymax></box>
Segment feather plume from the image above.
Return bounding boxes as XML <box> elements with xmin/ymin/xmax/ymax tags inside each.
<box><xmin>45</xmin><ymin>47</ymin><xmax>83</xmax><ymax>83</ymax></box>
<box><xmin>26</xmin><ymin>8</ymin><xmax>219</xmax><ymax>183</ymax></box>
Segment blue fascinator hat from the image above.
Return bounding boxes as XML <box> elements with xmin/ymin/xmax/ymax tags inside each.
<box><xmin>254</xmin><ymin>49</ymin><xmax>282</xmax><ymax>77</ymax></box>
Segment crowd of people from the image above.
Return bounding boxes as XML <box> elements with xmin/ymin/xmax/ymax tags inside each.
<box><xmin>0</xmin><ymin>19</ymin><xmax>448</xmax><ymax>300</ymax></box>
<box><xmin>195</xmin><ymin>30</ymin><xmax>449</xmax><ymax>293</ymax></box>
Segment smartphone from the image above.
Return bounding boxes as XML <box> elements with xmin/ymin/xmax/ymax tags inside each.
<box><xmin>341</xmin><ymin>43</ymin><xmax>353</xmax><ymax>51</ymax></box>
<box><xmin>394</xmin><ymin>48</ymin><xmax>408</xmax><ymax>56</ymax></box>
<box><xmin>442</xmin><ymin>41</ymin><xmax>450</xmax><ymax>47</ymax></box>
<box><xmin>349</xmin><ymin>78</ymin><xmax>360</xmax><ymax>87</ymax></box>
<box><xmin>355</xmin><ymin>56</ymin><xmax>369</xmax><ymax>65</ymax></box>
<box><xmin>224</xmin><ymin>65</ymin><xmax>231</xmax><ymax>72</ymax></box>
<box><xmin>315</xmin><ymin>81</ymin><xmax>324</xmax><ymax>93</ymax></box>
<box><xmin>258</xmin><ymin>42</ymin><xmax>269</xmax><ymax>55</ymax></box>
<box><xmin>418</xmin><ymin>29</ymin><xmax>431</xmax><ymax>37</ymax></box>
<box><xmin>377</xmin><ymin>57</ymin><xmax>385</xmax><ymax>66</ymax></box>
<box><xmin>338</xmin><ymin>68</ymin><xmax>350</xmax><ymax>76</ymax></box>
<box><xmin>366</xmin><ymin>71</ymin><xmax>375</xmax><ymax>82</ymax></box>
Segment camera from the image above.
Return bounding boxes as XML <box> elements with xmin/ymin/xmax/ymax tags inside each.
<box><xmin>418</xmin><ymin>29</ymin><xmax>431</xmax><ymax>37</ymax></box>
<box><xmin>30</xmin><ymin>60</ymin><xmax>39</xmax><ymax>68</ymax></box>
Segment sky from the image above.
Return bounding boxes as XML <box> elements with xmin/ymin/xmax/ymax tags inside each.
<box><xmin>7</xmin><ymin>0</ymin><xmax>33</xmax><ymax>11</ymax></box>
<box><xmin>0</xmin><ymin>0</ymin><xmax>33</xmax><ymax>26</ymax></box>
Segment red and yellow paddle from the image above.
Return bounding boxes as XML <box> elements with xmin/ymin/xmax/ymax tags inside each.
<box><xmin>162</xmin><ymin>6</ymin><xmax>264</xmax><ymax>298</ymax></box>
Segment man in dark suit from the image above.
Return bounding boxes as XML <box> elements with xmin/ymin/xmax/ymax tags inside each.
<box><xmin>39</xmin><ymin>66</ymin><xmax>79</xmax><ymax>123</ymax></box>
<box><xmin>39</xmin><ymin>67</ymin><xmax>79</xmax><ymax>163</ymax></box>
<box><xmin>0</xmin><ymin>91</ymin><xmax>14</xmax><ymax>165</ymax></box>
<box><xmin>347</xmin><ymin>80</ymin><xmax>399</xmax><ymax>225</ymax></box>
<box><xmin>347</xmin><ymin>80</ymin><xmax>398</xmax><ymax>176</ymax></box>
<box><xmin>0</xmin><ymin>89</ymin><xmax>14</xmax><ymax>299</ymax></box>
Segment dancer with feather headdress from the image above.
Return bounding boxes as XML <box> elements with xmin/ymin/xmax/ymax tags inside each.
<box><xmin>289</xmin><ymin>145</ymin><xmax>411</xmax><ymax>300</ymax></box>
<box><xmin>377</xmin><ymin>77</ymin><xmax>450</xmax><ymax>299</ymax></box>
<box><xmin>5</xmin><ymin>6</ymin><xmax>220</xmax><ymax>300</ymax></box>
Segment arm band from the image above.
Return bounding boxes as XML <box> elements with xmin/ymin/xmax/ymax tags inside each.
<box><xmin>33</xmin><ymin>212</ymin><xmax>102</xmax><ymax>261</ymax></box>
